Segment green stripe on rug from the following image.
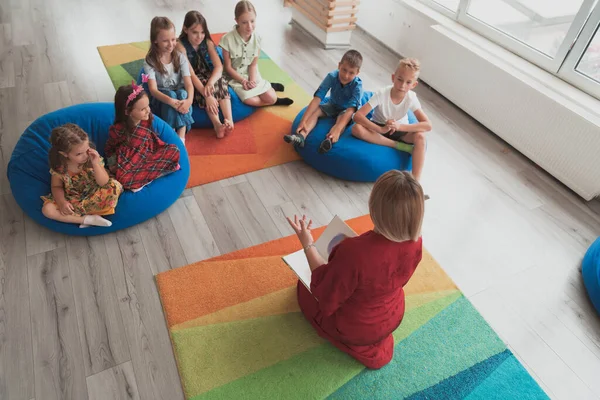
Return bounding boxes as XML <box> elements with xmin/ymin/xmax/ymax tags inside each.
<box><xmin>189</xmin><ymin>291</ymin><xmax>461</xmax><ymax>400</ymax></box>
<box><xmin>106</xmin><ymin>65</ymin><xmax>134</xmax><ymax>89</ymax></box>
<box><xmin>327</xmin><ymin>296</ymin><xmax>507</xmax><ymax>399</ymax></box>
<box><xmin>172</xmin><ymin>312</ymin><xmax>323</xmax><ymax>398</ymax></box>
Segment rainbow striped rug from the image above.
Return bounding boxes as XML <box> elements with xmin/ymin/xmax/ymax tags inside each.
<box><xmin>155</xmin><ymin>215</ymin><xmax>548</xmax><ymax>399</ymax></box>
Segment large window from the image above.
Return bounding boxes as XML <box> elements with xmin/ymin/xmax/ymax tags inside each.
<box><xmin>420</xmin><ymin>0</ymin><xmax>600</xmax><ymax>100</ymax></box>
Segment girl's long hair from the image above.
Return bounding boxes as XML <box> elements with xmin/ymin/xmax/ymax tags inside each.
<box><xmin>48</xmin><ymin>124</ymin><xmax>91</xmax><ymax>171</ymax></box>
<box><xmin>145</xmin><ymin>16</ymin><xmax>180</xmax><ymax>75</ymax></box>
<box><xmin>179</xmin><ymin>10</ymin><xmax>213</xmax><ymax>45</ymax></box>
<box><xmin>114</xmin><ymin>85</ymin><xmax>153</xmax><ymax>134</ymax></box>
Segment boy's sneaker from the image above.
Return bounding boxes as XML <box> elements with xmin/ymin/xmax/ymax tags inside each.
<box><xmin>318</xmin><ymin>138</ymin><xmax>333</xmax><ymax>154</ymax></box>
<box><xmin>395</xmin><ymin>141</ymin><xmax>414</xmax><ymax>154</ymax></box>
<box><xmin>284</xmin><ymin>133</ymin><xmax>305</xmax><ymax>148</ymax></box>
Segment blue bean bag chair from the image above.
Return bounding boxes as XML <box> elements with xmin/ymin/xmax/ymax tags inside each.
<box><xmin>137</xmin><ymin>57</ymin><xmax>256</xmax><ymax>129</ymax></box>
<box><xmin>582</xmin><ymin>237</ymin><xmax>600</xmax><ymax>315</ymax></box>
<box><xmin>292</xmin><ymin>91</ymin><xmax>417</xmax><ymax>182</ymax></box>
<box><xmin>7</xmin><ymin>103</ymin><xmax>190</xmax><ymax>236</ymax></box>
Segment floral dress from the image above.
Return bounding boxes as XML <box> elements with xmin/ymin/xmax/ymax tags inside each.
<box><xmin>41</xmin><ymin>158</ymin><xmax>123</xmax><ymax>216</ymax></box>
<box><xmin>105</xmin><ymin>118</ymin><xmax>180</xmax><ymax>191</ymax></box>
<box><xmin>180</xmin><ymin>36</ymin><xmax>230</xmax><ymax>107</ymax></box>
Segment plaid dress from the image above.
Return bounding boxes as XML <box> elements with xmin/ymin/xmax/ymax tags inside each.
<box><xmin>105</xmin><ymin>119</ymin><xmax>180</xmax><ymax>191</ymax></box>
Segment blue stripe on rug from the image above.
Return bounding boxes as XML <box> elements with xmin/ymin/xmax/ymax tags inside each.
<box><xmin>406</xmin><ymin>350</ymin><xmax>511</xmax><ymax>399</ymax></box>
<box><xmin>326</xmin><ymin>297</ymin><xmax>507</xmax><ymax>399</ymax></box>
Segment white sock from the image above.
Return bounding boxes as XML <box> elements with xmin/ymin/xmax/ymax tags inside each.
<box><xmin>80</xmin><ymin>215</ymin><xmax>112</xmax><ymax>228</ymax></box>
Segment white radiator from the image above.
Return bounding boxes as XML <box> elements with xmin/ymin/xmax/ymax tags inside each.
<box><xmin>358</xmin><ymin>0</ymin><xmax>600</xmax><ymax>200</ymax></box>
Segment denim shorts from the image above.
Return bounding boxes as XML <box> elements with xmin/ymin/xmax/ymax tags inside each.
<box><xmin>319</xmin><ymin>102</ymin><xmax>347</xmax><ymax>118</ymax></box>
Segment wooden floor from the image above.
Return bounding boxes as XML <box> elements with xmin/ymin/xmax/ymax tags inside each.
<box><xmin>1</xmin><ymin>0</ymin><xmax>600</xmax><ymax>399</ymax></box>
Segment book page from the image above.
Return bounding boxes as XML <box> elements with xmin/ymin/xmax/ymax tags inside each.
<box><xmin>282</xmin><ymin>216</ymin><xmax>358</xmax><ymax>292</ymax></box>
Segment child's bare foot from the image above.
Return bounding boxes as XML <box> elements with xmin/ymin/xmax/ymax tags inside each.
<box><xmin>224</xmin><ymin>119</ymin><xmax>234</xmax><ymax>134</ymax></box>
<box><xmin>215</xmin><ymin>122</ymin><xmax>225</xmax><ymax>139</ymax></box>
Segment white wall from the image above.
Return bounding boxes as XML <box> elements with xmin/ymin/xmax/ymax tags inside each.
<box><xmin>356</xmin><ymin>0</ymin><xmax>600</xmax><ymax>201</ymax></box>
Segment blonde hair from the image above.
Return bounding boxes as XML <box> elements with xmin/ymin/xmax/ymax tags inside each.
<box><xmin>235</xmin><ymin>0</ymin><xmax>256</xmax><ymax>19</ymax></box>
<box><xmin>369</xmin><ymin>170</ymin><xmax>424</xmax><ymax>242</ymax></box>
<box><xmin>397</xmin><ymin>57</ymin><xmax>421</xmax><ymax>77</ymax></box>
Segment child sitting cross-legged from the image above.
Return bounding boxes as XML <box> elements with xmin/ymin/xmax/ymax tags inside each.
<box><xmin>284</xmin><ymin>49</ymin><xmax>363</xmax><ymax>154</ymax></box>
<box><xmin>352</xmin><ymin>58</ymin><xmax>432</xmax><ymax>181</ymax></box>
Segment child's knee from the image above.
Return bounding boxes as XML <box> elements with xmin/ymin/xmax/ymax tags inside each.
<box><xmin>163</xmin><ymin>90</ymin><xmax>177</xmax><ymax>99</ymax></box>
<box><xmin>177</xmin><ymin>90</ymin><xmax>188</xmax><ymax>101</ymax></box>
<box><xmin>351</xmin><ymin>124</ymin><xmax>363</xmax><ymax>137</ymax></box>
<box><xmin>263</xmin><ymin>89</ymin><xmax>277</xmax><ymax>104</ymax></box>
<box><xmin>42</xmin><ymin>203</ymin><xmax>55</xmax><ymax>218</ymax></box>
<box><xmin>414</xmin><ymin>131</ymin><xmax>426</xmax><ymax>145</ymax></box>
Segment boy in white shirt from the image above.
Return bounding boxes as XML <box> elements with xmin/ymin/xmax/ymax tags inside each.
<box><xmin>352</xmin><ymin>58</ymin><xmax>432</xmax><ymax>181</ymax></box>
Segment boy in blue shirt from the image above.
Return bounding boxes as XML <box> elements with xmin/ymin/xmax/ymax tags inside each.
<box><xmin>284</xmin><ymin>50</ymin><xmax>363</xmax><ymax>153</ymax></box>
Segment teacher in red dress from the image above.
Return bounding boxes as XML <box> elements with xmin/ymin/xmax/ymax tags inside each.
<box><xmin>287</xmin><ymin>170</ymin><xmax>424</xmax><ymax>369</ymax></box>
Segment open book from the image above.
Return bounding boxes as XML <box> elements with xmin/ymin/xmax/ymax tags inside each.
<box><xmin>282</xmin><ymin>215</ymin><xmax>358</xmax><ymax>293</ymax></box>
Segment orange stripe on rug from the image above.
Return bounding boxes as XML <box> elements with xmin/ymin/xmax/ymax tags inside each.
<box><xmin>156</xmin><ymin>256</ymin><xmax>298</xmax><ymax>328</ymax></box>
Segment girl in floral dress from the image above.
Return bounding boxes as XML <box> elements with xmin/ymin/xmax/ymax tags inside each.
<box><xmin>41</xmin><ymin>123</ymin><xmax>123</xmax><ymax>228</ymax></box>
<box><xmin>178</xmin><ymin>10</ymin><xmax>233</xmax><ymax>138</ymax></box>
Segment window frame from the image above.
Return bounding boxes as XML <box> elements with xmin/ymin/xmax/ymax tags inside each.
<box><xmin>456</xmin><ymin>0</ymin><xmax>598</xmax><ymax>73</ymax></box>
<box><xmin>558</xmin><ymin>3</ymin><xmax>600</xmax><ymax>98</ymax></box>
<box><xmin>416</xmin><ymin>0</ymin><xmax>600</xmax><ymax>100</ymax></box>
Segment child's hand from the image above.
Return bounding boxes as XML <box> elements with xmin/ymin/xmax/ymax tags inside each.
<box><xmin>204</xmin><ymin>82</ymin><xmax>215</xmax><ymax>98</ymax></box>
<box><xmin>379</xmin><ymin>124</ymin><xmax>394</xmax><ymax>134</ymax></box>
<box><xmin>88</xmin><ymin>148</ymin><xmax>101</xmax><ymax>165</ymax></box>
<box><xmin>241</xmin><ymin>80</ymin><xmax>251</xmax><ymax>91</ymax></box>
<box><xmin>296</xmin><ymin>122</ymin><xmax>306</xmax><ymax>135</ymax></box>
<box><xmin>205</xmin><ymin>96</ymin><xmax>219</xmax><ymax>116</ymax></box>
<box><xmin>326</xmin><ymin>127</ymin><xmax>342</xmax><ymax>143</ymax></box>
<box><xmin>170</xmin><ymin>99</ymin><xmax>182</xmax><ymax>110</ymax></box>
<box><xmin>247</xmin><ymin>80</ymin><xmax>257</xmax><ymax>89</ymax></box>
<box><xmin>177</xmin><ymin>99</ymin><xmax>192</xmax><ymax>114</ymax></box>
<box><xmin>286</xmin><ymin>214</ymin><xmax>314</xmax><ymax>248</ymax></box>
<box><xmin>385</xmin><ymin>119</ymin><xmax>396</xmax><ymax>132</ymax></box>
<box><xmin>58</xmin><ymin>201</ymin><xmax>75</xmax><ymax>216</ymax></box>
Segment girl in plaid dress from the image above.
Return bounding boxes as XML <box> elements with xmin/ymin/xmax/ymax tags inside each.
<box><xmin>178</xmin><ymin>11</ymin><xmax>233</xmax><ymax>138</ymax></box>
<box><xmin>41</xmin><ymin>124</ymin><xmax>123</xmax><ymax>228</ymax></box>
<box><xmin>105</xmin><ymin>82</ymin><xmax>181</xmax><ymax>192</ymax></box>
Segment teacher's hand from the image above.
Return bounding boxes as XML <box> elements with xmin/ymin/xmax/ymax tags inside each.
<box><xmin>286</xmin><ymin>214</ymin><xmax>314</xmax><ymax>248</ymax></box>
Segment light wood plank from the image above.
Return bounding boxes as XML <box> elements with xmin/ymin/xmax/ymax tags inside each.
<box><xmin>104</xmin><ymin>228</ymin><xmax>184</xmax><ymax>400</ymax></box>
<box><xmin>192</xmin><ymin>182</ymin><xmax>252</xmax><ymax>254</ymax></box>
<box><xmin>43</xmin><ymin>81</ymin><xmax>72</xmax><ymax>113</ymax></box>
<box><xmin>0</xmin><ymin>87</ymin><xmax>18</xmax><ymax>196</ymax></box>
<box><xmin>271</xmin><ymin>162</ymin><xmax>334</xmax><ymax>227</ymax></box>
<box><xmin>138</xmin><ymin>212</ymin><xmax>188</xmax><ymax>274</ymax></box>
<box><xmin>10</xmin><ymin>8</ymin><xmax>34</xmax><ymax>46</ymax></box>
<box><xmin>0</xmin><ymin>194</ymin><xmax>34</xmax><ymax>400</ymax></box>
<box><xmin>297</xmin><ymin>162</ymin><xmax>363</xmax><ymax>220</ymax></box>
<box><xmin>246</xmin><ymin>168</ymin><xmax>291</xmax><ymax>208</ymax></box>
<box><xmin>268</xmin><ymin>201</ymin><xmax>303</xmax><ymax>236</ymax></box>
<box><xmin>87</xmin><ymin>361</ymin><xmax>140</xmax><ymax>400</ymax></box>
<box><xmin>24</xmin><ymin>215</ymin><xmax>66</xmax><ymax>256</ymax></box>
<box><xmin>167</xmin><ymin>196</ymin><xmax>220</xmax><ymax>264</ymax></box>
<box><xmin>66</xmin><ymin>236</ymin><xmax>130</xmax><ymax>377</ymax></box>
<box><xmin>0</xmin><ymin>59</ymin><xmax>14</xmax><ymax>88</ymax></box>
<box><xmin>219</xmin><ymin>174</ymin><xmax>248</xmax><ymax>187</ymax></box>
<box><xmin>223</xmin><ymin>181</ymin><xmax>282</xmax><ymax>245</ymax></box>
<box><xmin>28</xmin><ymin>247</ymin><xmax>88</xmax><ymax>400</ymax></box>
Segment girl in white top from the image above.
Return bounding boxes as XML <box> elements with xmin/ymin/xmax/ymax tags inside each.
<box><xmin>220</xmin><ymin>1</ymin><xmax>293</xmax><ymax>107</ymax></box>
<box><xmin>144</xmin><ymin>16</ymin><xmax>195</xmax><ymax>143</ymax></box>
<box><xmin>352</xmin><ymin>58</ymin><xmax>432</xmax><ymax>181</ymax></box>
